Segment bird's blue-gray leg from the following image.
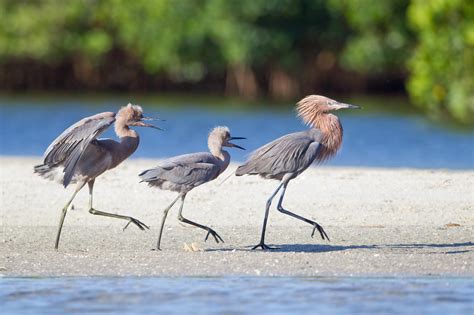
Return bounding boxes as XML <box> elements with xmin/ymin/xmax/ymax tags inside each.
<box><xmin>276</xmin><ymin>181</ymin><xmax>330</xmax><ymax>241</ymax></box>
<box><xmin>86</xmin><ymin>180</ymin><xmax>149</xmax><ymax>231</ymax></box>
<box><xmin>252</xmin><ymin>182</ymin><xmax>284</xmax><ymax>250</ymax></box>
<box><xmin>55</xmin><ymin>188</ymin><xmax>81</xmax><ymax>250</ymax></box>
<box><xmin>156</xmin><ymin>193</ymin><xmax>183</xmax><ymax>250</ymax></box>
<box><xmin>177</xmin><ymin>193</ymin><xmax>224</xmax><ymax>244</ymax></box>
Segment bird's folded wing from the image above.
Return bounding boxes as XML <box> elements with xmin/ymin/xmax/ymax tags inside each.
<box><xmin>239</xmin><ymin>133</ymin><xmax>321</xmax><ymax>175</ymax></box>
<box><xmin>160</xmin><ymin>162</ymin><xmax>220</xmax><ymax>186</ymax></box>
<box><xmin>140</xmin><ymin>161</ymin><xmax>220</xmax><ymax>187</ymax></box>
<box><xmin>42</xmin><ymin>112</ymin><xmax>116</xmax><ymax>187</ymax></box>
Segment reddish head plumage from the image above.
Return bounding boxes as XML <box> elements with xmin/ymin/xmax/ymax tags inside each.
<box><xmin>296</xmin><ymin>95</ymin><xmax>344</xmax><ymax>162</ymax></box>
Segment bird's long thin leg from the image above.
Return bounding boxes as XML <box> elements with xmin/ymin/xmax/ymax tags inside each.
<box><xmin>156</xmin><ymin>193</ymin><xmax>183</xmax><ymax>250</ymax></box>
<box><xmin>54</xmin><ymin>188</ymin><xmax>81</xmax><ymax>250</ymax></box>
<box><xmin>276</xmin><ymin>181</ymin><xmax>330</xmax><ymax>241</ymax></box>
<box><xmin>177</xmin><ymin>193</ymin><xmax>224</xmax><ymax>244</ymax></box>
<box><xmin>252</xmin><ymin>182</ymin><xmax>284</xmax><ymax>250</ymax></box>
<box><xmin>86</xmin><ymin>180</ymin><xmax>149</xmax><ymax>231</ymax></box>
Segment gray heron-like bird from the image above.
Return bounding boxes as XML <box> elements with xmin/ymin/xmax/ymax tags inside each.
<box><xmin>34</xmin><ymin>103</ymin><xmax>160</xmax><ymax>249</ymax></box>
<box><xmin>139</xmin><ymin>126</ymin><xmax>245</xmax><ymax>250</ymax></box>
<box><xmin>236</xmin><ymin>95</ymin><xmax>360</xmax><ymax>250</ymax></box>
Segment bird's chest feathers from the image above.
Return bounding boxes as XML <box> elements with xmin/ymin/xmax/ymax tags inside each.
<box><xmin>105</xmin><ymin>136</ymin><xmax>139</xmax><ymax>169</ymax></box>
<box><xmin>318</xmin><ymin>115</ymin><xmax>343</xmax><ymax>161</ymax></box>
<box><xmin>213</xmin><ymin>150</ymin><xmax>231</xmax><ymax>175</ymax></box>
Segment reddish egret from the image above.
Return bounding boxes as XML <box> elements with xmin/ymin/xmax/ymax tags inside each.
<box><xmin>139</xmin><ymin>126</ymin><xmax>245</xmax><ymax>250</ymax></box>
<box><xmin>34</xmin><ymin>103</ymin><xmax>160</xmax><ymax>249</ymax></box>
<box><xmin>236</xmin><ymin>95</ymin><xmax>360</xmax><ymax>249</ymax></box>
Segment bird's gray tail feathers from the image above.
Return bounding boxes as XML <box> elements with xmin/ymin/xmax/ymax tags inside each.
<box><xmin>235</xmin><ymin>163</ymin><xmax>252</xmax><ymax>176</ymax></box>
<box><xmin>138</xmin><ymin>168</ymin><xmax>165</xmax><ymax>187</ymax></box>
<box><xmin>138</xmin><ymin>169</ymin><xmax>153</xmax><ymax>182</ymax></box>
<box><xmin>139</xmin><ymin>168</ymin><xmax>163</xmax><ymax>182</ymax></box>
<box><xmin>34</xmin><ymin>164</ymin><xmax>50</xmax><ymax>175</ymax></box>
<box><xmin>34</xmin><ymin>164</ymin><xmax>56</xmax><ymax>180</ymax></box>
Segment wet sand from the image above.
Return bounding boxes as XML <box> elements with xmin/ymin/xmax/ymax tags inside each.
<box><xmin>1</xmin><ymin>157</ymin><xmax>473</xmax><ymax>277</ymax></box>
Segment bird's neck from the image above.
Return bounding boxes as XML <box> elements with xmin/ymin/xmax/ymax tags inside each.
<box><xmin>209</xmin><ymin>144</ymin><xmax>231</xmax><ymax>171</ymax></box>
<box><xmin>114</xmin><ymin>119</ymin><xmax>137</xmax><ymax>138</ymax></box>
<box><xmin>208</xmin><ymin>137</ymin><xmax>224</xmax><ymax>160</ymax></box>
<box><xmin>111</xmin><ymin>121</ymin><xmax>140</xmax><ymax>167</ymax></box>
<box><xmin>313</xmin><ymin>113</ymin><xmax>343</xmax><ymax>162</ymax></box>
<box><xmin>210</xmin><ymin>144</ymin><xmax>225</xmax><ymax>160</ymax></box>
<box><xmin>215</xmin><ymin>149</ymin><xmax>231</xmax><ymax>175</ymax></box>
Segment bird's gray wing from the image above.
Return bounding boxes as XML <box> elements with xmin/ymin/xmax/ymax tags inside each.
<box><xmin>42</xmin><ymin>112</ymin><xmax>116</xmax><ymax>187</ymax></box>
<box><xmin>236</xmin><ymin>133</ymin><xmax>321</xmax><ymax>176</ymax></box>
<box><xmin>169</xmin><ymin>162</ymin><xmax>221</xmax><ymax>186</ymax></box>
<box><xmin>140</xmin><ymin>159</ymin><xmax>221</xmax><ymax>187</ymax></box>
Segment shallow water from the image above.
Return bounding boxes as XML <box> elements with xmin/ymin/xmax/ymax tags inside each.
<box><xmin>0</xmin><ymin>95</ymin><xmax>473</xmax><ymax>169</ymax></box>
<box><xmin>1</xmin><ymin>277</ymin><xmax>472</xmax><ymax>314</ymax></box>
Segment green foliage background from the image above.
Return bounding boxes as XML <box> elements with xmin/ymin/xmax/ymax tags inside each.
<box><xmin>407</xmin><ymin>0</ymin><xmax>474</xmax><ymax>123</ymax></box>
<box><xmin>0</xmin><ymin>0</ymin><xmax>472</xmax><ymax>123</ymax></box>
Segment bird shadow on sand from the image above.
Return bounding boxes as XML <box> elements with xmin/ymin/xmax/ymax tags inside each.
<box><xmin>206</xmin><ymin>242</ymin><xmax>473</xmax><ymax>253</ymax></box>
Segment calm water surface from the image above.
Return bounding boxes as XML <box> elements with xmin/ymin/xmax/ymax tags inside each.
<box><xmin>0</xmin><ymin>95</ymin><xmax>473</xmax><ymax>169</ymax></box>
<box><xmin>1</xmin><ymin>277</ymin><xmax>472</xmax><ymax>315</ymax></box>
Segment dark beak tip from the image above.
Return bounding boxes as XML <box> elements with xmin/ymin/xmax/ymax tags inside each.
<box><xmin>147</xmin><ymin>124</ymin><xmax>163</xmax><ymax>131</ymax></box>
<box><xmin>231</xmin><ymin>144</ymin><xmax>246</xmax><ymax>150</ymax></box>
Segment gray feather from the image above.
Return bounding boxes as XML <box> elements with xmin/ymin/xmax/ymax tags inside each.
<box><xmin>39</xmin><ymin>112</ymin><xmax>116</xmax><ymax>187</ymax></box>
<box><xmin>140</xmin><ymin>152</ymin><xmax>222</xmax><ymax>192</ymax></box>
<box><xmin>236</xmin><ymin>129</ymin><xmax>322</xmax><ymax>180</ymax></box>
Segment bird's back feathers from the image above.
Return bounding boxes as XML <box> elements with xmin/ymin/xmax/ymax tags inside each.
<box><xmin>139</xmin><ymin>152</ymin><xmax>222</xmax><ymax>192</ymax></box>
<box><xmin>236</xmin><ymin>129</ymin><xmax>322</xmax><ymax>180</ymax></box>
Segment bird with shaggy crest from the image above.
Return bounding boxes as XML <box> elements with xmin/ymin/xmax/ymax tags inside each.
<box><xmin>139</xmin><ymin>126</ymin><xmax>245</xmax><ymax>250</ymax></box>
<box><xmin>236</xmin><ymin>95</ymin><xmax>360</xmax><ymax>250</ymax></box>
<box><xmin>34</xmin><ymin>103</ymin><xmax>161</xmax><ymax>249</ymax></box>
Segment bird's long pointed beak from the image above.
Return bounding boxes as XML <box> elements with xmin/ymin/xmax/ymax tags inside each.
<box><xmin>337</xmin><ymin>102</ymin><xmax>362</xmax><ymax>110</ymax></box>
<box><xmin>144</xmin><ymin>123</ymin><xmax>163</xmax><ymax>130</ymax></box>
<box><xmin>228</xmin><ymin>136</ymin><xmax>246</xmax><ymax>150</ymax></box>
<box><xmin>141</xmin><ymin>116</ymin><xmax>166</xmax><ymax>122</ymax></box>
<box><xmin>133</xmin><ymin>117</ymin><xmax>164</xmax><ymax>130</ymax></box>
<box><xmin>134</xmin><ymin>120</ymin><xmax>163</xmax><ymax>130</ymax></box>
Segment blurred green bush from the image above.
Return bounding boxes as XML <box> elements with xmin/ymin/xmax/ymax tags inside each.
<box><xmin>407</xmin><ymin>0</ymin><xmax>474</xmax><ymax>124</ymax></box>
<box><xmin>0</xmin><ymin>0</ymin><xmax>472</xmax><ymax>123</ymax></box>
<box><xmin>329</xmin><ymin>0</ymin><xmax>413</xmax><ymax>74</ymax></box>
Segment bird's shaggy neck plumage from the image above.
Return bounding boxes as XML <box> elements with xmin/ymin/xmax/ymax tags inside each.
<box><xmin>110</xmin><ymin>104</ymin><xmax>141</xmax><ymax>167</ymax></box>
<box><xmin>114</xmin><ymin>103</ymin><xmax>141</xmax><ymax>138</ymax></box>
<box><xmin>297</xmin><ymin>95</ymin><xmax>343</xmax><ymax>162</ymax></box>
<box><xmin>208</xmin><ymin>126</ymin><xmax>230</xmax><ymax>161</ymax></box>
<box><xmin>114</xmin><ymin>120</ymin><xmax>138</xmax><ymax>138</ymax></box>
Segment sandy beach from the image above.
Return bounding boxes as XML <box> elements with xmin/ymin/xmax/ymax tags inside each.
<box><xmin>1</xmin><ymin>156</ymin><xmax>473</xmax><ymax>277</ymax></box>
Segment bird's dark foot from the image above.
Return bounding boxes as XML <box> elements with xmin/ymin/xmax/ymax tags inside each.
<box><xmin>122</xmin><ymin>217</ymin><xmax>150</xmax><ymax>231</ymax></box>
<box><xmin>251</xmin><ymin>243</ymin><xmax>278</xmax><ymax>250</ymax></box>
<box><xmin>204</xmin><ymin>228</ymin><xmax>224</xmax><ymax>244</ymax></box>
<box><xmin>311</xmin><ymin>222</ymin><xmax>330</xmax><ymax>241</ymax></box>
